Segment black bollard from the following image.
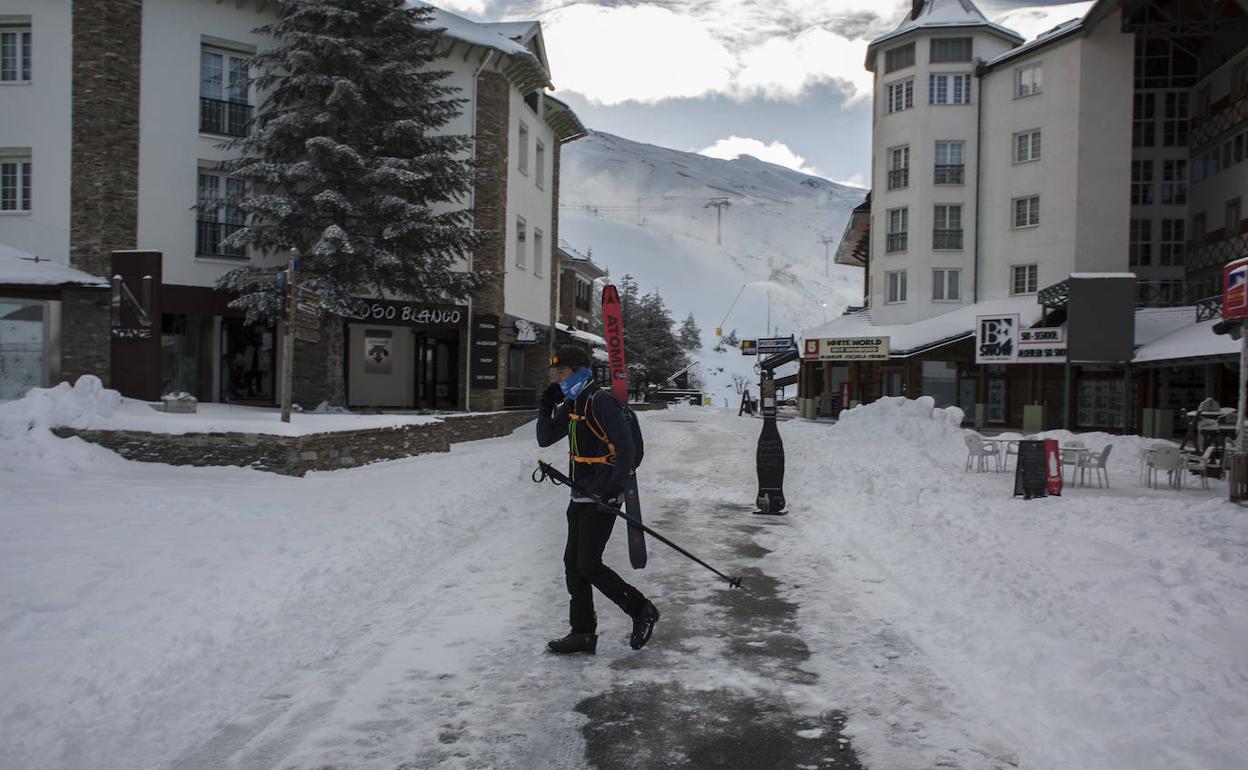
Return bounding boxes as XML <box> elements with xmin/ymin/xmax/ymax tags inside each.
<box><xmin>754</xmin><ymin>373</ymin><xmax>787</xmax><ymax>515</ymax></box>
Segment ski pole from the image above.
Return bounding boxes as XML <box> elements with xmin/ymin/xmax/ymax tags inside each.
<box><xmin>533</xmin><ymin>461</ymin><xmax>743</xmax><ymax>589</ymax></box>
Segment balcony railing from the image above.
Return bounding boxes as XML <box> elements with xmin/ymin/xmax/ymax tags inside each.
<box><xmin>196</xmin><ymin>220</ymin><xmax>246</xmax><ymax>259</ymax></box>
<box><xmin>886</xmin><ymin>232</ymin><xmax>908</xmax><ymax>253</ymax></box>
<box><xmin>887</xmin><ymin>168</ymin><xmax>909</xmax><ymax>190</ymax></box>
<box><xmin>1136</xmin><ymin>279</ymin><xmax>1217</xmax><ymax>308</ymax></box>
<box><xmin>933</xmin><ymin>164</ymin><xmax>964</xmax><ymax>184</ymax></box>
<box><xmin>932</xmin><ymin>229</ymin><xmax>963</xmax><ymax>250</ymax></box>
<box><xmin>199</xmin><ymin>97</ymin><xmax>252</xmax><ymax>137</ymax></box>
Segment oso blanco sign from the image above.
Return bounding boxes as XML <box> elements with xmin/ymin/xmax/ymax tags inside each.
<box><xmin>1017</xmin><ymin>327</ymin><xmax>1067</xmax><ymax>363</ymax></box>
<box><xmin>802</xmin><ymin>336</ymin><xmax>890</xmax><ymax>361</ymax></box>
<box><xmin>976</xmin><ymin>314</ymin><xmax>1020</xmax><ymax>363</ymax></box>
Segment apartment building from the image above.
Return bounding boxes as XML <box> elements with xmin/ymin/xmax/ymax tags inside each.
<box><xmin>808</xmin><ymin>0</ymin><xmax>1247</xmax><ymax>433</ymax></box>
<box><xmin>0</xmin><ymin>0</ymin><xmax>584</xmax><ymax>411</ymax></box>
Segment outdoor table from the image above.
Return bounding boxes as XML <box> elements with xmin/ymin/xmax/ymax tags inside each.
<box><xmin>1060</xmin><ymin>446</ymin><xmax>1091</xmax><ymax>486</ymax></box>
<box><xmin>994</xmin><ymin>436</ymin><xmax>1038</xmax><ymax>472</ymax></box>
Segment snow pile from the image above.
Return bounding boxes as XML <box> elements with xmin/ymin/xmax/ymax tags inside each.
<box><xmin>837</xmin><ymin>395</ymin><xmax>965</xmax><ymax>439</ymax></box>
<box><xmin>0</xmin><ymin>375</ymin><xmax>120</xmax><ymax>438</ymax></box>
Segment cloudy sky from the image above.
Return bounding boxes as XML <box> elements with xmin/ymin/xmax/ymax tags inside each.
<box><xmin>436</xmin><ymin>0</ymin><xmax>1095</xmax><ymax>186</ymax></box>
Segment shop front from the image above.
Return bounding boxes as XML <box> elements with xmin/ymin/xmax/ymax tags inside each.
<box><xmin>346</xmin><ymin>298</ymin><xmax>466</xmax><ymax>410</ymax></box>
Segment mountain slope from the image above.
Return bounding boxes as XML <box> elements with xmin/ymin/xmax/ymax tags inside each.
<box><xmin>558</xmin><ymin>130</ymin><xmax>866</xmax><ymax>402</ymax></box>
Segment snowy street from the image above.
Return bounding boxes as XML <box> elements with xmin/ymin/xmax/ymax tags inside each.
<box><xmin>3</xmin><ymin>399</ymin><xmax>1247</xmax><ymax>769</ymax></box>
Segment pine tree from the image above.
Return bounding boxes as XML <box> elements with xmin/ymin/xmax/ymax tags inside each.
<box><xmin>630</xmin><ymin>291</ymin><xmax>687</xmax><ymax>392</ymax></box>
<box><xmin>678</xmin><ymin>312</ymin><xmax>702</xmax><ymax>351</ymax></box>
<box><xmin>210</xmin><ymin>0</ymin><xmax>484</xmax><ymax>326</ymax></box>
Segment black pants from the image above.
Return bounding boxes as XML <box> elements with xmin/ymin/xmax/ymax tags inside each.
<box><xmin>564</xmin><ymin>501</ymin><xmax>647</xmax><ymax>634</ymax></box>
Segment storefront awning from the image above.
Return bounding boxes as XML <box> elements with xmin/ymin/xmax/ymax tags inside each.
<box><xmin>801</xmin><ymin>298</ymin><xmax>1043</xmax><ymax>359</ymax></box>
<box><xmin>0</xmin><ymin>243</ymin><xmax>108</xmax><ymax>290</ymax></box>
<box><xmin>1132</xmin><ymin>315</ymin><xmax>1239</xmax><ymax>366</ymax></box>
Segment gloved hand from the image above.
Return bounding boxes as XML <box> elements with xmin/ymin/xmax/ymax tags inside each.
<box><xmin>599</xmin><ymin>481</ymin><xmax>627</xmax><ymax>505</ymax></box>
<box><xmin>540</xmin><ymin>382</ymin><xmax>564</xmax><ymax>411</ymax></box>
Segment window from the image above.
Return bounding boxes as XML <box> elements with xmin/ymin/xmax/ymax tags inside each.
<box><xmin>887</xmin><ymin>145</ymin><xmax>909</xmax><ymax>190</ymax></box>
<box><xmin>932</xmin><ymin>268</ymin><xmax>961</xmax><ymax>301</ymax></box>
<box><xmin>1131</xmin><ymin>160</ymin><xmax>1153</xmax><ymax>205</ymax></box>
<box><xmin>0</xmin><ymin>155</ymin><xmax>31</xmax><ymax>211</ymax></box>
<box><xmin>1011</xmin><ymin>264</ymin><xmax>1038</xmax><ymax>295</ymax></box>
<box><xmin>535</xmin><ymin>141</ymin><xmax>546</xmax><ymax>190</ymax></box>
<box><xmin>533</xmin><ymin>227</ymin><xmax>544</xmax><ymax>276</ymax></box>
<box><xmin>1191</xmin><ymin>213</ymin><xmax>1206</xmax><ymax>246</ymax></box>
<box><xmin>934</xmin><ymin>140</ymin><xmax>964</xmax><ymax>184</ymax></box>
<box><xmin>1132</xmin><ymin>92</ymin><xmax>1155</xmax><ymax>147</ymax></box>
<box><xmin>1129</xmin><ymin>218</ymin><xmax>1152</xmax><ymax>266</ymax></box>
<box><xmin>1229</xmin><ymin>198</ymin><xmax>1243</xmax><ymax>234</ymax></box>
<box><xmin>507</xmin><ymin>347</ymin><xmax>525</xmax><ymax>387</ymax></box>
<box><xmin>884</xmin><ymin>42</ymin><xmax>914</xmax><ymax>74</ymax></box>
<box><xmin>515</xmin><ymin>216</ymin><xmax>526</xmax><ymax>267</ymax></box>
<box><xmin>200</xmin><ymin>47</ymin><xmax>250</xmax><ymax>136</ymax></box>
<box><xmin>886</xmin><ymin>207</ymin><xmax>908</xmax><ymax>253</ymax></box>
<box><xmin>1236</xmin><ymin>132</ymin><xmax>1245</xmax><ymax>165</ymax></box>
<box><xmin>886</xmin><ymin>270</ymin><xmax>908</xmax><ymax>303</ymax></box>
<box><xmin>930</xmin><ymin>37</ymin><xmax>972</xmax><ymax>63</ymax></box>
<box><xmin>1161</xmin><ymin>160</ymin><xmax>1186</xmax><ymax>205</ymax></box>
<box><xmin>886</xmin><ymin>79</ymin><xmax>914</xmax><ymax>113</ymax></box>
<box><xmin>1159</xmin><ymin>218</ymin><xmax>1185</xmax><ymax>265</ymax></box>
<box><xmin>1163</xmin><ymin>92</ymin><xmax>1188</xmax><ymax>147</ymax></box>
<box><xmin>1014</xmin><ymin>129</ymin><xmax>1041</xmax><ymax>163</ymax></box>
<box><xmin>933</xmin><ymin>204</ymin><xmax>962</xmax><ymax>250</ymax></box>
<box><xmin>929</xmin><ymin>73</ymin><xmax>971</xmax><ymax>104</ymax></box>
<box><xmin>196</xmin><ymin>171</ymin><xmax>246</xmax><ymax>258</ymax></box>
<box><xmin>517</xmin><ymin>122</ymin><xmax>529</xmax><ymax>174</ymax></box>
<box><xmin>0</xmin><ymin>26</ymin><xmax>31</xmax><ymax>82</ymax></box>
<box><xmin>1013</xmin><ymin>195</ymin><xmax>1040</xmax><ymax>228</ymax></box>
<box><xmin>1015</xmin><ymin>63</ymin><xmax>1042</xmax><ymax>97</ymax></box>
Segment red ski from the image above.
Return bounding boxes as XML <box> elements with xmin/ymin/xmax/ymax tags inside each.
<box><xmin>602</xmin><ymin>285</ymin><xmax>647</xmax><ymax>568</ymax></box>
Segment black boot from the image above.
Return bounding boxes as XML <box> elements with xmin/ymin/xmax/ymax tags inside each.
<box><xmin>630</xmin><ymin>601</ymin><xmax>660</xmax><ymax>650</ymax></box>
<box><xmin>547</xmin><ymin>632</ymin><xmax>597</xmax><ymax>655</ymax></box>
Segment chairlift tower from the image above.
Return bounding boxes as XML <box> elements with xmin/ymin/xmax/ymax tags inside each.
<box><xmin>705</xmin><ymin>197</ymin><xmax>731</xmax><ymax>246</ymax></box>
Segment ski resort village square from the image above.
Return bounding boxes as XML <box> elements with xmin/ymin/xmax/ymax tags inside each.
<box><xmin>2</xmin><ymin>0</ymin><xmax>1248</xmax><ymax>769</ymax></box>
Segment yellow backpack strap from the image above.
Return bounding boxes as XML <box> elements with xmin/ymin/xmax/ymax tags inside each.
<box><xmin>568</xmin><ymin>391</ymin><xmax>617</xmax><ymax>465</ymax></box>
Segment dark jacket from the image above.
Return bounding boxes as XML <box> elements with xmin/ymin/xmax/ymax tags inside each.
<box><xmin>536</xmin><ymin>383</ymin><xmax>634</xmax><ymax>498</ymax></box>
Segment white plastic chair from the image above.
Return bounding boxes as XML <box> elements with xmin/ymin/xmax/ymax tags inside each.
<box><xmin>1060</xmin><ymin>440</ymin><xmax>1084</xmax><ymax>483</ymax></box>
<box><xmin>1183</xmin><ymin>445</ymin><xmax>1216</xmax><ymax>490</ymax></box>
<box><xmin>964</xmin><ymin>434</ymin><xmax>999</xmax><ymax>473</ymax></box>
<box><xmin>1077</xmin><ymin>445</ymin><xmax>1113</xmax><ymax>488</ymax></box>
<box><xmin>1146</xmin><ymin>446</ymin><xmax>1184</xmax><ymax>489</ymax></box>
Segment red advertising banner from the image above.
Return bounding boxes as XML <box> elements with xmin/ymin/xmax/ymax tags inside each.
<box><xmin>1223</xmin><ymin>257</ymin><xmax>1248</xmax><ymax>320</ymax></box>
<box><xmin>1044</xmin><ymin>439</ymin><xmax>1063</xmax><ymax>496</ymax></box>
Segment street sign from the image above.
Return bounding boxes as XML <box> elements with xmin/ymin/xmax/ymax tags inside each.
<box><xmin>741</xmin><ymin>339</ymin><xmax>757</xmax><ymax>356</ymax></box>
<box><xmin>1224</xmin><ymin>257</ymin><xmax>1248</xmax><ymax>320</ymax></box>
<box><xmin>756</xmin><ymin>336</ymin><xmax>795</xmax><ymax>355</ymax></box>
<box><xmin>803</xmin><ymin>336</ymin><xmax>889</xmax><ymax>361</ymax></box>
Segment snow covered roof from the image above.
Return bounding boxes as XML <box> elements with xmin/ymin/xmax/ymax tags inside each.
<box><xmin>0</xmin><ymin>243</ymin><xmax>108</xmax><ymax>289</ymax></box>
<box><xmin>802</xmin><ymin>298</ymin><xmax>1043</xmax><ymax>357</ymax></box>
<box><xmin>409</xmin><ymin>3</ymin><xmax>551</xmax><ymax>87</ymax></box>
<box><xmin>1134</xmin><ymin>306</ymin><xmax>1195</xmax><ymax>347</ymax></box>
<box><xmin>866</xmin><ymin>0</ymin><xmax>1023</xmax><ymax>69</ymax></box>
<box><xmin>556</xmin><ymin>322</ymin><xmax>606</xmax><ymax>348</ymax></box>
<box><xmin>1133</xmin><ymin>316</ymin><xmax>1238</xmax><ymax>365</ymax></box>
<box><xmin>981</xmin><ymin>16</ymin><xmax>1085</xmax><ymax>70</ymax></box>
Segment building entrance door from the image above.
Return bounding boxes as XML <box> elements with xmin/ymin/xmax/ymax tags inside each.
<box><xmin>414</xmin><ymin>333</ymin><xmax>459</xmax><ymax>410</ymax></box>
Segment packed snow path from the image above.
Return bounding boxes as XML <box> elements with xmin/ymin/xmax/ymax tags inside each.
<box><xmin>4</xmin><ymin>399</ymin><xmax>1246</xmax><ymax>769</ymax></box>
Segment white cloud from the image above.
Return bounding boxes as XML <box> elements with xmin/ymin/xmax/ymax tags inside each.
<box><xmin>697</xmin><ymin>136</ymin><xmax>821</xmax><ymax>176</ymax></box>
<box><xmin>835</xmin><ymin>173</ymin><xmax>865</xmax><ymax>188</ymax></box>
<box><xmin>538</xmin><ymin>1</ymin><xmax>904</xmax><ymax>107</ymax></box>
<box><xmin>542</xmin><ymin>4</ymin><xmax>734</xmax><ymax>105</ymax></box>
<box><xmin>427</xmin><ymin>0</ymin><xmax>490</xmax><ymax>17</ymax></box>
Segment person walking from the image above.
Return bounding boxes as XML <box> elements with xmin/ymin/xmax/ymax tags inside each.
<box><xmin>536</xmin><ymin>345</ymin><xmax>659</xmax><ymax>655</ymax></box>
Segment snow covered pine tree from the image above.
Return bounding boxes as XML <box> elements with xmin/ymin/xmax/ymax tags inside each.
<box><xmin>206</xmin><ymin>0</ymin><xmax>485</xmax><ymax>398</ymax></box>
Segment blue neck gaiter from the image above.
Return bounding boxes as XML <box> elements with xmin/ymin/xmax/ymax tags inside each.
<box><xmin>560</xmin><ymin>367</ymin><xmax>593</xmax><ymax>399</ymax></box>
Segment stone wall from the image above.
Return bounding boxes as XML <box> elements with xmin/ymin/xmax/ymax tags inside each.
<box><xmin>54</xmin><ymin>410</ymin><xmax>536</xmax><ymax>477</ymax></box>
<box><xmin>64</xmin><ymin>0</ymin><xmax>145</xmax><ymax>384</ymax></box>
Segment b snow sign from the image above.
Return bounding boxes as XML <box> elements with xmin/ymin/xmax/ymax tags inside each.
<box><xmin>1223</xmin><ymin>257</ymin><xmax>1248</xmax><ymax>320</ymax></box>
<box><xmin>975</xmin><ymin>314</ymin><xmax>1020</xmax><ymax>364</ymax></box>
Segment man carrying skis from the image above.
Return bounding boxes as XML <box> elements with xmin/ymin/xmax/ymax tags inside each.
<box><xmin>537</xmin><ymin>345</ymin><xmax>660</xmax><ymax>655</ymax></box>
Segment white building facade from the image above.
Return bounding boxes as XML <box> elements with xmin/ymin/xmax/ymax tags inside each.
<box><xmin>0</xmin><ymin>0</ymin><xmax>582</xmax><ymax>409</ymax></box>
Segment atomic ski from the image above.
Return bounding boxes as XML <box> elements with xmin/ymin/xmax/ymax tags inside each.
<box><xmin>602</xmin><ymin>284</ymin><xmax>647</xmax><ymax>569</ymax></box>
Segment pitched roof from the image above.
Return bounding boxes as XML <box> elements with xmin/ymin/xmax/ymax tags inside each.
<box><xmin>866</xmin><ymin>0</ymin><xmax>1023</xmax><ymax>70</ymax></box>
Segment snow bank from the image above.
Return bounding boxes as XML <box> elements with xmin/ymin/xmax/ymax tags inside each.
<box><xmin>0</xmin><ymin>375</ymin><xmax>120</xmax><ymax>438</ymax></box>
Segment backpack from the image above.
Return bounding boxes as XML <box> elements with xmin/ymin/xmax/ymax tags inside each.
<box><xmin>570</xmin><ymin>390</ymin><xmax>645</xmax><ymax>469</ymax></box>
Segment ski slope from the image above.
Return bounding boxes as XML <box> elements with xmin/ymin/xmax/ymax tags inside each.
<box><xmin>559</xmin><ymin>131</ymin><xmax>865</xmax><ymax>402</ymax></box>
